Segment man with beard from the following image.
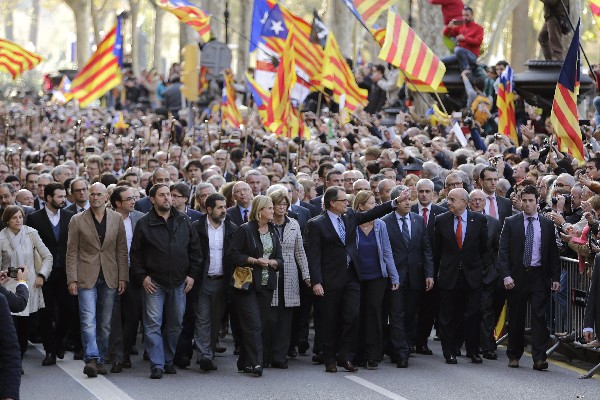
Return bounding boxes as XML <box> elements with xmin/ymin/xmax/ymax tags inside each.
<box><xmin>26</xmin><ymin>182</ymin><xmax>78</xmax><ymax>365</ymax></box>
<box><xmin>193</xmin><ymin>193</ymin><xmax>238</xmax><ymax>371</ymax></box>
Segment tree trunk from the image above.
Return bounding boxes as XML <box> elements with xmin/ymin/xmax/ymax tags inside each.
<box><xmin>510</xmin><ymin>0</ymin><xmax>530</xmax><ymax>72</ymax></box>
<box><xmin>236</xmin><ymin>0</ymin><xmax>249</xmax><ymax>79</ymax></box>
<box><xmin>29</xmin><ymin>0</ymin><xmax>40</xmax><ymax>49</ymax></box>
<box><xmin>64</xmin><ymin>0</ymin><xmax>91</xmax><ymax>69</ymax></box>
<box><xmin>154</xmin><ymin>7</ymin><xmax>164</xmax><ymax>72</ymax></box>
<box><xmin>4</xmin><ymin>4</ymin><xmax>14</xmax><ymax>41</ymax></box>
<box><xmin>129</xmin><ymin>0</ymin><xmax>141</xmax><ymax>75</ymax></box>
<box><xmin>91</xmin><ymin>2</ymin><xmax>102</xmax><ymax>45</ymax></box>
<box><xmin>325</xmin><ymin>0</ymin><xmax>353</xmax><ymax>57</ymax></box>
<box><xmin>415</xmin><ymin>0</ymin><xmax>446</xmax><ymax>56</ymax></box>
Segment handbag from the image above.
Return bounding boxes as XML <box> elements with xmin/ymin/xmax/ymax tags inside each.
<box><xmin>28</xmin><ymin>232</ymin><xmax>43</xmax><ymax>274</ymax></box>
<box><xmin>230</xmin><ymin>266</ymin><xmax>254</xmax><ymax>291</ymax></box>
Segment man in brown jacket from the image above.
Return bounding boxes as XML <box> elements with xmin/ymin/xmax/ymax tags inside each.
<box><xmin>66</xmin><ymin>183</ymin><xmax>128</xmax><ymax>378</ymax></box>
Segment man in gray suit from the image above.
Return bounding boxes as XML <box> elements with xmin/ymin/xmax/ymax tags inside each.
<box><xmin>468</xmin><ymin>189</ymin><xmax>502</xmax><ymax>360</ymax></box>
<box><xmin>108</xmin><ymin>186</ymin><xmax>145</xmax><ymax>372</ymax></box>
<box><xmin>382</xmin><ymin>186</ymin><xmax>434</xmax><ymax>368</ymax></box>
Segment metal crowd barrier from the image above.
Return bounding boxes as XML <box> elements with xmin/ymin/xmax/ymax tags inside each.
<box><xmin>496</xmin><ymin>257</ymin><xmax>599</xmax><ymax>379</ymax></box>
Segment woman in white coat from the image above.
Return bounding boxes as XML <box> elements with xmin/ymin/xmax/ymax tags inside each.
<box><xmin>0</xmin><ymin>205</ymin><xmax>52</xmax><ymax>358</ymax></box>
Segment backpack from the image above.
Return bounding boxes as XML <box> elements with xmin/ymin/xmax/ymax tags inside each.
<box><xmin>470</xmin><ymin>94</ymin><xmax>492</xmax><ymax>125</ymax></box>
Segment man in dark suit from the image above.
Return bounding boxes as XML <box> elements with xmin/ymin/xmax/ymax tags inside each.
<box><xmin>193</xmin><ymin>194</ymin><xmax>238</xmax><ymax>371</ymax></box>
<box><xmin>134</xmin><ymin>168</ymin><xmax>172</xmax><ymax>214</ymax></box>
<box><xmin>65</xmin><ymin>178</ymin><xmax>90</xmax><ymax>214</ymax></box>
<box><xmin>171</xmin><ymin>183</ymin><xmax>202</xmax><ymax>222</ymax></box>
<box><xmin>481</xmin><ymin>167</ymin><xmax>512</xmax><ymax>224</ymax></box>
<box><xmin>498</xmin><ymin>185</ymin><xmax>560</xmax><ymax>370</ymax></box>
<box><xmin>107</xmin><ymin>186</ymin><xmax>145</xmax><ymax>372</ymax></box>
<box><xmin>26</xmin><ymin>182</ymin><xmax>78</xmax><ymax>366</ymax></box>
<box><xmin>383</xmin><ymin>185</ymin><xmax>434</xmax><ymax>368</ymax></box>
<box><xmin>583</xmin><ymin>253</ymin><xmax>600</xmax><ymax>345</ymax></box>
<box><xmin>226</xmin><ymin>181</ymin><xmax>253</xmax><ymax>227</ymax></box>
<box><xmin>434</xmin><ymin>188</ymin><xmax>491</xmax><ymax>365</ymax></box>
<box><xmin>307</xmin><ymin>185</ymin><xmax>405</xmax><ymax>373</ymax></box>
<box><xmin>468</xmin><ymin>189</ymin><xmax>502</xmax><ymax>360</ymax></box>
<box><xmin>0</xmin><ymin>269</ymin><xmax>29</xmax><ymax>312</ymax></box>
<box><xmin>411</xmin><ymin>179</ymin><xmax>446</xmax><ymax>354</ymax></box>
<box><xmin>0</xmin><ymin>293</ymin><xmax>21</xmax><ymax>400</ymax></box>
<box><xmin>437</xmin><ymin>173</ymin><xmax>465</xmax><ymax>209</ymax></box>
<box><xmin>310</xmin><ymin>170</ymin><xmax>344</xmax><ymax>213</ymax></box>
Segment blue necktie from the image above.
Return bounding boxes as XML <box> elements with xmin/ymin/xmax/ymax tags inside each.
<box><xmin>337</xmin><ymin>216</ymin><xmax>346</xmax><ymax>243</ymax></box>
<box><xmin>400</xmin><ymin>217</ymin><xmax>410</xmax><ymax>245</ymax></box>
<box><xmin>523</xmin><ymin>217</ymin><xmax>534</xmax><ymax>266</ymax></box>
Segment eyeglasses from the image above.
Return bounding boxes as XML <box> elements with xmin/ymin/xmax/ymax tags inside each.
<box><xmin>120</xmin><ymin>196</ymin><xmax>136</xmax><ymax>202</ymax></box>
<box><xmin>72</xmin><ymin>188</ymin><xmax>88</xmax><ymax>193</ymax></box>
<box><xmin>446</xmin><ymin>182</ymin><xmax>462</xmax><ymax>188</ymax></box>
<box><xmin>554</xmin><ymin>183</ymin><xmax>570</xmax><ymax>188</ymax></box>
<box><xmin>171</xmin><ymin>193</ymin><xmax>185</xmax><ymax>199</ymax></box>
<box><xmin>332</xmin><ymin>199</ymin><xmax>348</xmax><ymax>203</ymax></box>
<box><xmin>89</xmin><ymin>193</ymin><xmax>105</xmax><ymax>197</ymax></box>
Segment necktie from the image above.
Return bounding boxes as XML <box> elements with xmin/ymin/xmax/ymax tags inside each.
<box><xmin>488</xmin><ymin>196</ymin><xmax>497</xmax><ymax>219</ymax></box>
<box><xmin>422</xmin><ymin>208</ymin><xmax>428</xmax><ymax>225</ymax></box>
<box><xmin>455</xmin><ymin>216</ymin><xmax>463</xmax><ymax>250</ymax></box>
<box><xmin>523</xmin><ymin>216</ymin><xmax>534</xmax><ymax>266</ymax></box>
<box><xmin>400</xmin><ymin>217</ymin><xmax>410</xmax><ymax>245</ymax></box>
<box><xmin>243</xmin><ymin>209</ymin><xmax>248</xmax><ymax>223</ymax></box>
<box><xmin>337</xmin><ymin>216</ymin><xmax>346</xmax><ymax>244</ymax></box>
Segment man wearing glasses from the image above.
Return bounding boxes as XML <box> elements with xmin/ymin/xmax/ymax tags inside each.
<box><xmin>0</xmin><ymin>164</ymin><xmax>9</xmax><ymax>184</ymax></box>
<box><xmin>438</xmin><ymin>173</ymin><xmax>465</xmax><ymax>209</ymax></box>
<box><xmin>306</xmin><ymin>185</ymin><xmax>408</xmax><ymax>373</ymax></box>
<box><xmin>480</xmin><ymin>167</ymin><xmax>512</xmax><ymax>225</ymax></box>
<box><xmin>170</xmin><ymin>183</ymin><xmax>201</xmax><ymax>223</ymax></box>
<box><xmin>65</xmin><ymin>178</ymin><xmax>90</xmax><ymax>214</ymax></box>
<box><xmin>107</xmin><ymin>186</ymin><xmax>145</xmax><ymax>372</ymax></box>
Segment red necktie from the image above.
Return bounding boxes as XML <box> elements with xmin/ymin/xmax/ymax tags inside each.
<box><xmin>422</xmin><ymin>208</ymin><xmax>428</xmax><ymax>225</ymax></box>
<box><xmin>488</xmin><ymin>196</ymin><xmax>497</xmax><ymax>219</ymax></box>
<box><xmin>455</xmin><ymin>216</ymin><xmax>463</xmax><ymax>250</ymax></box>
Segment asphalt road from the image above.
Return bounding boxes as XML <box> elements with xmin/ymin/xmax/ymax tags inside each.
<box><xmin>20</xmin><ymin>336</ymin><xmax>599</xmax><ymax>400</ymax></box>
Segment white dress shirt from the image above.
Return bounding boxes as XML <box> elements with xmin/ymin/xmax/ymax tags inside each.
<box><xmin>45</xmin><ymin>206</ymin><xmax>60</xmax><ymax>226</ymax></box>
<box><xmin>123</xmin><ymin>215</ymin><xmax>133</xmax><ymax>254</ymax></box>
<box><xmin>396</xmin><ymin>211</ymin><xmax>412</xmax><ymax>238</ymax></box>
<box><xmin>207</xmin><ymin>219</ymin><xmax>225</xmax><ymax>276</ymax></box>
<box><xmin>484</xmin><ymin>192</ymin><xmax>499</xmax><ymax>218</ymax></box>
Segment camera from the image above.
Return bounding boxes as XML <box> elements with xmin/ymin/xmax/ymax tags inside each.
<box><xmin>7</xmin><ymin>267</ymin><xmax>23</xmax><ymax>279</ymax></box>
<box><xmin>463</xmin><ymin>116</ymin><xmax>474</xmax><ymax>128</ymax></box>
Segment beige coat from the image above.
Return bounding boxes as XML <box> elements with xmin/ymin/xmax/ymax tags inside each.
<box><xmin>0</xmin><ymin>226</ymin><xmax>53</xmax><ymax>316</ymax></box>
<box><xmin>66</xmin><ymin>208</ymin><xmax>129</xmax><ymax>289</ymax></box>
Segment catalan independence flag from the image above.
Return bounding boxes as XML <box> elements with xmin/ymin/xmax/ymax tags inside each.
<box><xmin>221</xmin><ymin>69</ymin><xmax>242</xmax><ymax>128</ymax></box>
<box><xmin>590</xmin><ymin>0</ymin><xmax>600</xmax><ymax>28</ymax></box>
<box><xmin>378</xmin><ymin>10</ymin><xmax>445</xmax><ymax>91</ymax></box>
<box><xmin>246</xmin><ymin>72</ymin><xmax>270</xmax><ymax>122</ymax></box>
<box><xmin>550</xmin><ymin>19</ymin><xmax>584</xmax><ymax>163</ymax></box>
<box><xmin>497</xmin><ymin>65</ymin><xmax>518</xmax><ymax>144</ymax></box>
<box><xmin>396</xmin><ymin>72</ymin><xmax>448</xmax><ymax>93</ymax></box>
<box><xmin>342</xmin><ymin>0</ymin><xmax>398</xmax><ymax>28</ymax></box>
<box><xmin>0</xmin><ymin>38</ymin><xmax>43</xmax><ymax>79</ymax></box>
<box><xmin>158</xmin><ymin>0</ymin><xmax>211</xmax><ymax>43</ymax></box>
<box><xmin>70</xmin><ymin>17</ymin><xmax>123</xmax><ymax>108</ymax></box>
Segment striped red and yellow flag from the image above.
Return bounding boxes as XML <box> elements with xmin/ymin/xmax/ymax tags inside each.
<box><xmin>70</xmin><ymin>18</ymin><xmax>123</xmax><ymax>108</ymax></box>
<box><xmin>221</xmin><ymin>69</ymin><xmax>242</xmax><ymax>128</ymax></box>
<box><xmin>396</xmin><ymin>71</ymin><xmax>448</xmax><ymax>93</ymax></box>
<box><xmin>158</xmin><ymin>0</ymin><xmax>211</xmax><ymax>43</ymax></box>
<box><xmin>378</xmin><ymin>10</ymin><xmax>445</xmax><ymax>91</ymax></box>
<box><xmin>199</xmin><ymin>66</ymin><xmax>208</xmax><ymax>95</ymax></box>
<box><xmin>322</xmin><ymin>33</ymin><xmax>368</xmax><ymax>111</ymax></box>
<box><xmin>0</xmin><ymin>38</ymin><xmax>43</xmax><ymax>79</ymax></box>
<box><xmin>590</xmin><ymin>0</ymin><xmax>600</xmax><ymax>27</ymax></box>
<box><xmin>550</xmin><ymin>20</ymin><xmax>584</xmax><ymax>163</ymax></box>
<box><xmin>497</xmin><ymin>66</ymin><xmax>518</xmax><ymax>144</ymax></box>
<box><xmin>266</xmin><ymin>36</ymin><xmax>301</xmax><ymax>138</ymax></box>
<box><xmin>372</xmin><ymin>27</ymin><xmax>386</xmax><ymax>46</ymax></box>
<box><xmin>344</xmin><ymin>0</ymin><xmax>398</xmax><ymax>28</ymax></box>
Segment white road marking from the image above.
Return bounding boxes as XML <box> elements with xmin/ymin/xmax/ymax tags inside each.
<box><xmin>345</xmin><ymin>375</ymin><xmax>411</xmax><ymax>400</ymax></box>
<box><xmin>33</xmin><ymin>344</ymin><xmax>136</xmax><ymax>400</ymax></box>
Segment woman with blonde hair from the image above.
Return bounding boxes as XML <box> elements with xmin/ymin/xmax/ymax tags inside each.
<box><xmin>352</xmin><ymin>191</ymin><xmax>398</xmax><ymax>370</ymax></box>
<box><xmin>0</xmin><ymin>205</ymin><xmax>53</xmax><ymax>361</ymax></box>
<box><xmin>403</xmin><ymin>174</ymin><xmax>419</xmax><ymax>205</ymax></box>
<box><xmin>229</xmin><ymin>195</ymin><xmax>284</xmax><ymax>376</ymax></box>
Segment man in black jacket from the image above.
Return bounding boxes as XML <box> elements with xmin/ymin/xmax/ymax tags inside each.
<box><xmin>0</xmin><ymin>293</ymin><xmax>21</xmax><ymax>400</ymax></box>
<box><xmin>130</xmin><ymin>184</ymin><xmax>203</xmax><ymax>379</ymax></box>
<box><xmin>27</xmin><ymin>182</ymin><xmax>77</xmax><ymax>366</ymax></box>
<box><xmin>193</xmin><ymin>194</ymin><xmax>238</xmax><ymax>371</ymax></box>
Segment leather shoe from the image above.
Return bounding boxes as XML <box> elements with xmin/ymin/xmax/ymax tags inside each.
<box><xmin>42</xmin><ymin>353</ymin><xmax>56</xmax><ymax>366</ymax></box>
<box><xmin>408</xmin><ymin>346</ymin><xmax>416</xmax><ymax>354</ymax></box>
<box><xmin>215</xmin><ymin>342</ymin><xmax>226</xmax><ymax>354</ymax></box>
<box><xmin>150</xmin><ymin>367</ymin><xmax>163</xmax><ymax>379</ymax></box>
<box><xmin>415</xmin><ymin>346</ymin><xmax>433</xmax><ymax>355</ymax></box>
<box><xmin>123</xmin><ymin>355</ymin><xmax>132</xmax><ymax>369</ymax></box>
<box><xmin>508</xmin><ymin>359</ymin><xmax>519</xmax><ymax>368</ymax></box>
<box><xmin>312</xmin><ymin>352</ymin><xmax>324</xmax><ymax>364</ymax></box>
<box><xmin>73</xmin><ymin>350</ymin><xmax>84</xmax><ymax>360</ymax></box>
<box><xmin>298</xmin><ymin>340</ymin><xmax>310</xmax><ymax>355</ymax></box>
<box><xmin>271</xmin><ymin>361</ymin><xmax>288</xmax><ymax>369</ymax></box>
<box><xmin>532</xmin><ymin>360</ymin><xmax>548</xmax><ymax>371</ymax></box>
<box><xmin>110</xmin><ymin>362</ymin><xmax>123</xmax><ymax>373</ymax></box>
<box><xmin>482</xmin><ymin>351</ymin><xmax>497</xmax><ymax>360</ymax></box>
<box><xmin>164</xmin><ymin>364</ymin><xmax>177</xmax><ymax>374</ymax></box>
<box><xmin>199</xmin><ymin>358</ymin><xmax>218</xmax><ymax>371</ymax></box>
<box><xmin>325</xmin><ymin>363</ymin><xmax>337</xmax><ymax>373</ymax></box>
<box><xmin>83</xmin><ymin>360</ymin><xmax>97</xmax><ymax>378</ymax></box>
<box><xmin>445</xmin><ymin>356</ymin><xmax>457</xmax><ymax>364</ymax></box>
<box><xmin>469</xmin><ymin>355</ymin><xmax>483</xmax><ymax>364</ymax></box>
<box><xmin>337</xmin><ymin>361</ymin><xmax>358</xmax><ymax>372</ymax></box>
<box><xmin>233</xmin><ymin>346</ymin><xmax>241</xmax><ymax>356</ymax></box>
<box><xmin>397</xmin><ymin>358</ymin><xmax>409</xmax><ymax>368</ymax></box>
<box><xmin>176</xmin><ymin>356</ymin><xmax>191</xmax><ymax>369</ymax></box>
<box><xmin>96</xmin><ymin>362</ymin><xmax>107</xmax><ymax>375</ymax></box>
<box><xmin>366</xmin><ymin>360</ymin><xmax>379</xmax><ymax>370</ymax></box>
<box><xmin>56</xmin><ymin>350</ymin><xmax>65</xmax><ymax>360</ymax></box>
<box><xmin>287</xmin><ymin>348</ymin><xmax>298</xmax><ymax>358</ymax></box>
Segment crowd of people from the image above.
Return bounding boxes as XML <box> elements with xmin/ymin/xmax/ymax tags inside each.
<box><xmin>2</xmin><ymin>4</ymin><xmax>600</xmax><ymax>400</ymax></box>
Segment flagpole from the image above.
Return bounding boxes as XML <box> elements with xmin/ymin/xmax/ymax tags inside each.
<box><xmin>559</xmin><ymin>0</ymin><xmax>596</xmax><ymax>82</ymax></box>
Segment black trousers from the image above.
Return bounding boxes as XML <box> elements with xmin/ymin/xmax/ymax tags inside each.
<box><xmin>13</xmin><ymin>312</ymin><xmax>39</xmax><ymax>358</ymax></box>
<box><xmin>233</xmin><ymin>288</ymin><xmax>273</xmax><ymax>368</ymax></box>
<box><xmin>318</xmin><ymin>269</ymin><xmax>360</xmax><ymax>364</ymax></box>
<box><xmin>480</xmin><ymin>280</ymin><xmax>498</xmax><ymax>353</ymax></box>
<box><xmin>40</xmin><ymin>268</ymin><xmax>77</xmax><ymax>355</ymax></box>
<box><xmin>268</xmin><ymin>305</ymin><xmax>293</xmax><ymax>365</ymax></box>
<box><xmin>416</xmin><ymin>285</ymin><xmax>439</xmax><ymax>348</ymax></box>
<box><xmin>356</xmin><ymin>277</ymin><xmax>387</xmax><ymax>362</ymax></box>
<box><xmin>439</xmin><ymin>275</ymin><xmax>481</xmax><ymax>358</ymax></box>
<box><xmin>290</xmin><ymin>278</ymin><xmax>312</xmax><ymax>350</ymax></box>
<box><xmin>109</xmin><ymin>283</ymin><xmax>142</xmax><ymax>362</ymax></box>
<box><xmin>506</xmin><ymin>268</ymin><xmax>550</xmax><ymax>362</ymax></box>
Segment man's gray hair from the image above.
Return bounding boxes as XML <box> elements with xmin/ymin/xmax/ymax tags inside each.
<box><xmin>266</xmin><ymin>184</ymin><xmax>288</xmax><ymax>196</ymax></box>
<box><xmin>416</xmin><ymin>178</ymin><xmax>434</xmax><ymax>191</ymax></box>
<box><xmin>390</xmin><ymin>185</ymin><xmax>409</xmax><ymax>200</ymax></box>
<box><xmin>195</xmin><ymin>182</ymin><xmax>215</xmax><ymax>193</ymax></box>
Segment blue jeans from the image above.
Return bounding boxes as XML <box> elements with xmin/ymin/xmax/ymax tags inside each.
<box><xmin>78</xmin><ymin>277</ymin><xmax>116</xmax><ymax>363</ymax></box>
<box><xmin>593</xmin><ymin>96</ymin><xmax>600</xmax><ymax>126</ymax></box>
<box><xmin>441</xmin><ymin>46</ymin><xmax>478</xmax><ymax>72</ymax></box>
<box><xmin>142</xmin><ymin>280</ymin><xmax>186</xmax><ymax>369</ymax></box>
